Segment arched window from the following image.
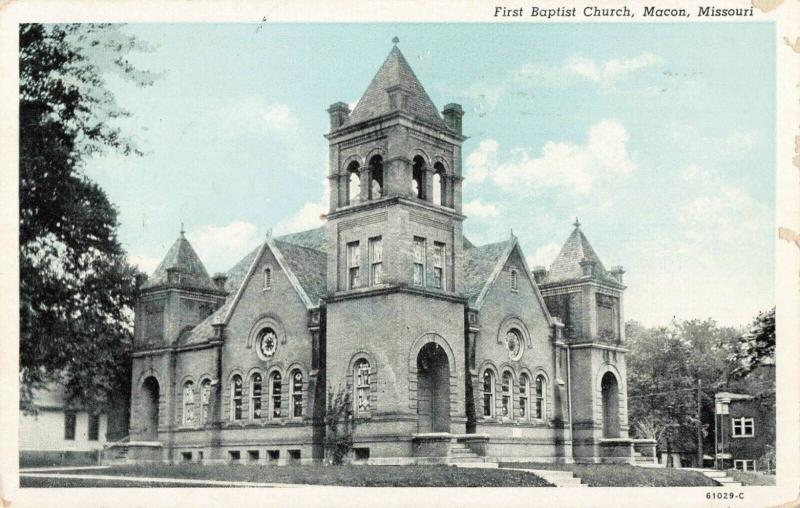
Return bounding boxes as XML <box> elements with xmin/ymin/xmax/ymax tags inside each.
<box><xmin>354</xmin><ymin>359</ymin><xmax>371</xmax><ymax>413</ymax></box>
<box><xmin>519</xmin><ymin>373</ymin><xmax>530</xmax><ymax>420</ymax></box>
<box><xmin>369</xmin><ymin>156</ymin><xmax>383</xmax><ymax>199</ymax></box>
<box><xmin>251</xmin><ymin>373</ymin><xmax>263</xmax><ymax>419</ymax></box>
<box><xmin>200</xmin><ymin>378</ymin><xmax>212</xmax><ymax>425</ymax></box>
<box><xmin>511</xmin><ymin>269</ymin><xmax>519</xmax><ymax>291</ymax></box>
<box><xmin>290</xmin><ymin>370</ymin><xmax>303</xmax><ymax>417</ymax></box>
<box><xmin>182</xmin><ymin>381</ymin><xmax>195</xmax><ymax>427</ymax></box>
<box><xmin>482</xmin><ymin>370</ymin><xmax>495</xmax><ymax>418</ymax></box>
<box><xmin>535</xmin><ymin>375</ymin><xmax>546</xmax><ymax>421</ymax></box>
<box><xmin>269</xmin><ymin>372</ymin><xmax>282</xmax><ymax>419</ymax></box>
<box><xmin>263</xmin><ymin>267</ymin><xmax>272</xmax><ymax>290</ymax></box>
<box><xmin>501</xmin><ymin>371</ymin><xmax>513</xmax><ymax>418</ymax></box>
<box><xmin>347</xmin><ymin>161</ymin><xmax>360</xmax><ymax>205</ymax></box>
<box><xmin>412</xmin><ymin>156</ymin><xmax>426</xmax><ymax>199</ymax></box>
<box><xmin>433</xmin><ymin>162</ymin><xmax>446</xmax><ymax>206</ymax></box>
<box><xmin>231</xmin><ymin>375</ymin><xmax>243</xmax><ymax>421</ymax></box>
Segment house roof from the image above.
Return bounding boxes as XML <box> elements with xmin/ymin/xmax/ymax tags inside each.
<box><xmin>344</xmin><ymin>45</ymin><xmax>447</xmax><ymax>129</ymax></box>
<box><xmin>141</xmin><ymin>232</ymin><xmax>217</xmax><ymax>291</ymax></box>
<box><xmin>463</xmin><ymin>240</ymin><xmax>513</xmax><ymax>306</ymax></box>
<box><xmin>545</xmin><ymin>223</ymin><xmax>615</xmax><ymax>284</ymax></box>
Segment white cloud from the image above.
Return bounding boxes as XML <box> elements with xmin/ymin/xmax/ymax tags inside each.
<box><xmin>128</xmin><ymin>254</ymin><xmax>161</xmax><ymax>275</ymax></box>
<box><xmin>527</xmin><ymin>242</ymin><xmax>561</xmax><ymax>270</ymax></box>
<box><xmin>463</xmin><ymin>199</ymin><xmax>499</xmax><ymax>219</ymax></box>
<box><xmin>469</xmin><ymin>119</ymin><xmax>634</xmax><ymax>193</ymax></box>
<box><xmin>203</xmin><ymin>98</ymin><xmax>301</xmax><ymax>141</ymax></box>
<box><xmin>274</xmin><ymin>202</ymin><xmax>327</xmax><ymax>236</ymax></box>
<box><xmin>465</xmin><ymin>139</ymin><xmax>499</xmax><ymax>183</ymax></box>
<box><xmin>566</xmin><ymin>52</ymin><xmax>659</xmax><ymax>88</ymax></box>
<box><xmin>191</xmin><ymin>221</ymin><xmax>261</xmax><ymax>273</ymax></box>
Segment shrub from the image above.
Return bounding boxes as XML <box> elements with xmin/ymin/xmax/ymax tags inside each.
<box><xmin>323</xmin><ymin>386</ymin><xmax>357</xmax><ymax>465</ymax></box>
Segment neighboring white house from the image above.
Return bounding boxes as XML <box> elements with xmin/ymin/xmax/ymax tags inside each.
<box><xmin>20</xmin><ymin>383</ymin><xmax>108</xmax><ymax>456</ymax></box>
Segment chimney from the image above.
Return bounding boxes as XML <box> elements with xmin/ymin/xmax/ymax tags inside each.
<box><xmin>442</xmin><ymin>103</ymin><xmax>464</xmax><ymax>135</ymax></box>
<box><xmin>212</xmin><ymin>272</ymin><xmax>228</xmax><ymax>291</ymax></box>
<box><xmin>532</xmin><ymin>266</ymin><xmax>547</xmax><ymax>284</ymax></box>
<box><xmin>579</xmin><ymin>258</ymin><xmax>596</xmax><ymax>278</ymax></box>
<box><xmin>212</xmin><ymin>313</ymin><xmax>225</xmax><ymax>340</ymax></box>
<box><xmin>609</xmin><ymin>265</ymin><xmax>625</xmax><ymax>284</ymax></box>
<box><xmin>327</xmin><ymin>102</ymin><xmax>350</xmax><ymax>130</ymax></box>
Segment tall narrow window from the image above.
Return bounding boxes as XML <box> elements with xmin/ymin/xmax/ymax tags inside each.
<box><xmin>347</xmin><ymin>161</ymin><xmax>360</xmax><ymax>205</ymax></box>
<box><xmin>482</xmin><ymin>370</ymin><xmax>495</xmax><ymax>417</ymax></box>
<box><xmin>433</xmin><ymin>162</ymin><xmax>446</xmax><ymax>206</ymax></box>
<box><xmin>88</xmin><ymin>414</ymin><xmax>100</xmax><ymax>441</ymax></box>
<box><xmin>535</xmin><ymin>375</ymin><xmax>546</xmax><ymax>420</ymax></box>
<box><xmin>519</xmin><ymin>374</ymin><xmax>530</xmax><ymax>420</ymax></box>
<box><xmin>183</xmin><ymin>381</ymin><xmax>195</xmax><ymax>427</ymax></box>
<box><xmin>369</xmin><ymin>236</ymin><xmax>383</xmax><ymax>286</ymax></box>
<box><xmin>291</xmin><ymin>370</ymin><xmax>303</xmax><ymax>417</ymax></box>
<box><xmin>413</xmin><ymin>237</ymin><xmax>426</xmax><ymax>286</ymax></box>
<box><xmin>263</xmin><ymin>267</ymin><xmax>272</xmax><ymax>290</ymax></box>
<box><xmin>231</xmin><ymin>375</ymin><xmax>243</xmax><ymax>421</ymax></box>
<box><xmin>251</xmin><ymin>373</ymin><xmax>263</xmax><ymax>419</ymax></box>
<box><xmin>369</xmin><ymin>156</ymin><xmax>383</xmax><ymax>199</ymax></box>
<box><xmin>355</xmin><ymin>359</ymin><xmax>371</xmax><ymax>413</ymax></box>
<box><xmin>200</xmin><ymin>379</ymin><xmax>212</xmax><ymax>425</ymax></box>
<box><xmin>412</xmin><ymin>156</ymin><xmax>426</xmax><ymax>199</ymax></box>
<box><xmin>432</xmin><ymin>242</ymin><xmax>445</xmax><ymax>289</ymax></box>
<box><xmin>270</xmin><ymin>372</ymin><xmax>282</xmax><ymax>419</ymax></box>
<box><xmin>511</xmin><ymin>269</ymin><xmax>519</xmax><ymax>291</ymax></box>
<box><xmin>501</xmin><ymin>371</ymin><xmax>513</xmax><ymax>418</ymax></box>
<box><xmin>64</xmin><ymin>412</ymin><xmax>76</xmax><ymax>440</ymax></box>
<box><xmin>347</xmin><ymin>241</ymin><xmax>360</xmax><ymax>289</ymax></box>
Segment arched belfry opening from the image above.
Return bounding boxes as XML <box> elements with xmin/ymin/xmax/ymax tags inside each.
<box><xmin>368</xmin><ymin>155</ymin><xmax>383</xmax><ymax>200</ymax></box>
<box><xmin>416</xmin><ymin>342</ymin><xmax>450</xmax><ymax>433</ymax></box>
<box><xmin>141</xmin><ymin>376</ymin><xmax>160</xmax><ymax>441</ymax></box>
<box><xmin>601</xmin><ymin>372</ymin><xmax>620</xmax><ymax>438</ymax></box>
<box><xmin>412</xmin><ymin>156</ymin><xmax>426</xmax><ymax>200</ymax></box>
<box><xmin>346</xmin><ymin>161</ymin><xmax>361</xmax><ymax>205</ymax></box>
<box><xmin>433</xmin><ymin>162</ymin><xmax>446</xmax><ymax>206</ymax></box>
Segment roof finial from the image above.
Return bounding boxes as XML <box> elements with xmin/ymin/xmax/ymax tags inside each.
<box><xmin>180</xmin><ymin>222</ymin><xmax>185</xmax><ymax>237</ymax></box>
<box><xmin>392</xmin><ymin>36</ymin><xmax>400</xmax><ymax>45</ymax></box>
<box><xmin>573</xmin><ymin>217</ymin><xmax>581</xmax><ymax>229</ymax></box>
<box><xmin>266</xmin><ymin>227</ymin><xmax>273</xmax><ymax>239</ymax></box>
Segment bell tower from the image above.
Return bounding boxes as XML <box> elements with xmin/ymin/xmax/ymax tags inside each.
<box><xmin>323</xmin><ymin>39</ymin><xmax>470</xmax><ymax>455</ymax></box>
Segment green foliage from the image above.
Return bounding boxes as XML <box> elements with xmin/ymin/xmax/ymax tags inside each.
<box><xmin>19</xmin><ymin>24</ymin><xmax>156</xmax><ymax>412</ymax></box>
<box><xmin>729</xmin><ymin>307</ymin><xmax>775</xmax><ymax>379</ymax></box>
<box><xmin>323</xmin><ymin>386</ymin><xmax>357</xmax><ymax>465</ymax></box>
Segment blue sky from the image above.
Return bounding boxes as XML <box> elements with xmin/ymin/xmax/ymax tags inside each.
<box><xmin>84</xmin><ymin>23</ymin><xmax>775</xmax><ymax>327</ymax></box>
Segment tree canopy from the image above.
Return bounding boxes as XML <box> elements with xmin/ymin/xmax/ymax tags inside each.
<box><xmin>19</xmin><ymin>24</ymin><xmax>157</xmax><ymax>411</ymax></box>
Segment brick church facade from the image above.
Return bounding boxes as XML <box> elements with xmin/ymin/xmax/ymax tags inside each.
<box><xmin>123</xmin><ymin>43</ymin><xmax>646</xmax><ymax>465</ymax></box>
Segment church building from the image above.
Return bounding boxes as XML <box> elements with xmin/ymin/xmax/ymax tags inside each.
<box><xmin>122</xmin><ymin>41</ymin><xmax>648</xmax><ymax>465</ymax></box>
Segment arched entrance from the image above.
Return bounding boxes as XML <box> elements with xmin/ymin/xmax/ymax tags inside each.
<box><xmin>416</xmin><ymin>342</ymin><xmax>450</xmax><ymax>433</ymax></box>
<box><xmin>141</xmin><ymin>376</ymin><xmax>160</xmax><ymax>440</ymax></box>
<box><xmin>601</xmin><ymin>372</ymin><xmax>620</xmax><ymax>438</ymax></box>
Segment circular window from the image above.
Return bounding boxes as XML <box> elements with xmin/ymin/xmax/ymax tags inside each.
<box><xmin>256</xmin><ymin>328</ymin><xmax>278</xmax><ymax>360</ymax></box>
<box><xmin>505</xmin><ymin>330</ymin><xmax>524</xmax><ymax>361</ymax></box>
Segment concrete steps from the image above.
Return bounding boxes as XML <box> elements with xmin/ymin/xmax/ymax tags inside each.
<box><xmin>501</xmin><ymin>468</ymin><xmax>587</xmax><ymax>487</ymax></box>
<box><xmin>686</xmin><ymin>468</ymin><xmax>743</xmax><ymax>487</ymax></box>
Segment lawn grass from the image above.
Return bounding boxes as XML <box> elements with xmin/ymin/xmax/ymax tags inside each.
<box><xmin>27</xmin><ymin>464</ymin><xmax>553</xmax><ymax>488</ymax></box>
<box><xmin>499</xmin><ymin>462</ymin><xmax>718</xmax><ymax>487</ymax></box>
<box><xmin>21</xmin><ymin>476</ymin><xmax>224</xmax><ymax>488</ymax></box>
<box><xmin>725</xmin><ymin>469</ymin><xmax>775</xmax><ymax>486</ymax></box>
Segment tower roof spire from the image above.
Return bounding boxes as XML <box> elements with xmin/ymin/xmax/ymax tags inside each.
<box><xmin>392</xmin><ymin>36</ymin><xmax>399</xmax><ymax>45</ymax></box>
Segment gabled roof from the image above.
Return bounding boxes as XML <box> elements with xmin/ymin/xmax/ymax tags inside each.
<box><xmin>345</xmin><ymin>45</ymin><xmax>447</xmax><ymax>129</ymax></box>
<box><xmin>141</xmin><ymin>232</ymin><xmax>216</xmax><ymax>291</ymax></box>
<box><xmin>273</xmin><ymin>240</ymin><xmax>327</xmax><ymax>305</ymax></box>
<box><xmin>545</xmin><ymin>223</ymin><xmax>613</xmax><ymax>284</ymax></box>
<box><xmin>463</xmin><ymin>240</ymin><xmax>512</xmax><ymax>306</ymax></box>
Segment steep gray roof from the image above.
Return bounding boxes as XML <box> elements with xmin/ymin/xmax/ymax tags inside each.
<box><xmin>345</xmin><ymin>45</ymin><xmax>447</xmax><ymax>129</ymax></box>
<box><xmin>273</xmin><ymin>240</ymin><xmax>327</xmax><ymax>305</ymax></box>
<box><xmin>463</xmin><ymin>240</ymin><xmax>512</xmax><ymax>305</ymax></box>
<box><xmin>141</xmin><ymin>233</ymin><xmax>216</xmax><ymax>291</ymax></box>
<box><xmin>545</xmin><ymin>225</ymin><xmax>611</xmax><ymax>284</ymax></box>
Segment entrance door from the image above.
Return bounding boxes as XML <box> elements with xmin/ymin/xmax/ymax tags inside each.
<box><xmin>601</xmin><ymin>372</ymin><xmax>620</xmax><ymax>438</ymax></box>
<box><xmin>141</xmin><ymin>376</ymin><xmax>160</xmax><ymax>440</ymax></box>
<box><xmin>416</xmin><ymin>342</ymin><xmax>450</xmax><ymax>433</ymax></box>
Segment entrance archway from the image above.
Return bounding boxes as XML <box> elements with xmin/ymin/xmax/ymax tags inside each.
<box><xmin>601</xmin><ymin>372</ymin><xmax>620</xmax><ymax>438</ymax></box>
<box><xmin>416</xmin><ymin>342</ymin><xmax>450</xmax><ymax>433</ymax></box>
<box><xmin>141</xmin><ymin>376</ymin><xmax>160</xmax><ymax>440</ymax></box>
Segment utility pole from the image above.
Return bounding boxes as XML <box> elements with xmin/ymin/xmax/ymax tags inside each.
<box><xmin>696</xmin><ymin>378</ymin><xmax>703</xmax><ymax>467</ymax></box>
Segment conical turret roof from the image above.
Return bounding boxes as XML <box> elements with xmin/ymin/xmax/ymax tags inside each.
<box><xmin>546</xmin><ymin>220</ymin><xmax>610</xmax><ymax>283</ymax></box>
<box><xmin>141</xmin><ymin>230</ymin><xmax>217</xmax><ymax>291</ymax></box>
<box><xmin>345</xmin><ymin>44</ymin><xmax>447</xmax><ymax>129</ymax></box>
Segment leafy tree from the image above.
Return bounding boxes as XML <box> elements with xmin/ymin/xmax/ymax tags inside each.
<box><xmin>323</xmin><ymin>386</ymin><xmax>357</xmax><ymax>465</ymax></box>
<box><xmin>19</xmin><ymin>24</ymin><xmax>156</xmax><ymax>412</ymax></box>
<box><xmin>729</xmin><ymin>307</ymin><xmax>775</xmax><ymax>379</ymax></box>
